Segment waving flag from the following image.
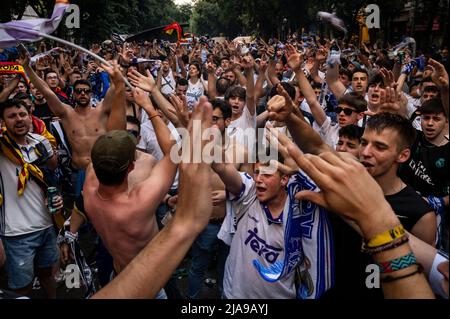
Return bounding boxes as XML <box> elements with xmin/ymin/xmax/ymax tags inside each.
<box><xmin>163</xmin><ymin>22</ymin><xmax>184</xmax><ymax>42</ymax></box>
<box><xmin>0</xmin><ymin>0</ymin><xmax>70</xmax><ymax>48</ymax></box>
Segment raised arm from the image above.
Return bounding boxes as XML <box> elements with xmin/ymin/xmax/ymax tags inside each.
<box><xmin>325</xmin><ymin>62</ymin><xmax>346</xmax><ymax>100</ymax></box>
<box><xmin>211</xmin><ymin>162</ymin><xmax>244</xmax><ymax>196</ymax></box>
<box><xmin>127</xmin><ymin>69</ymin><xmax>179</xmax><ymax>126</ymax></box>
<box><xmin>242</xmin><ymin>55</ymin><xmax>256</xmax><ymax>116</ymax></box>
<box><xmin>288</xmin><ymin>150</ymin><xmax>435</xmax><ymax>299</ymax></box>
<box><xmin>18</xmin><ymin>46</ymin><xmax>69</xmax><ymax>119</ymax></box>
<box><xmin>102</xmin><ymin>61</ymin><xmax>126</xmax><ymax>131</ymax></box>
<box><xmin>267</xmin><ymin>82</ymin><xmax>331</xmax><ymax>155</ymax></box>
<box><xmin>206</xmin><ymin>62</ymin><xmax>217</xmax><ymax>100</ymax></box>
<box><xmin>285</xmin><ymin>45</ymin><xmax>327</xmax><ymax>127</ymax></box>
<box><xmin>0</xmin><ymin>76</ymin><xmax>19</xmax><ymax>103</ymax></box>
<box><xmin>92</xmin><ymin>98</ymin><xmax>214</xmax><ymax>299</ymax></box>
<box><xmin>428</xmin><ymin>59</ymin><xmax>449</xmax><ymax>118</ymax></box>
<box><xmin>134</xmin><ymin>88</ymin><xmax>175</xmax><ymax>155</ymax></box>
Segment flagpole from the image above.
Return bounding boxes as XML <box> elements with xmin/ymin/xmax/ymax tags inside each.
<box><xmin>0</xmin><ymin>25</ymin><xmax>132</xmax><ymax>88</ymax></box>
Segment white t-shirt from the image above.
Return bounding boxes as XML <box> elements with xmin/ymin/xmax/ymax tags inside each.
<box><xmin>222</xmin><ymin>171</ymin><xmax>334</xmax><ymax>299</ymax></box>
<box><xmin>186</xmin><ymin>79</ymin><xmax>205</xmax><ymax>111</ymax></box>
<box><xmin>313</xmin><ymin>116</ymin><xmax>340</xmax><ymax>149</ymax></box>
<box><xmin>137</xmin><ymin>121</ymin><xmax>180</xmax><ymax>190</ymax></box>
<box><xmin>0</xmin><ymin>133</ymin><xmax>53</xmax><ymax>236</ymax></box>
<box><xmin>227</xmin><ymin>107</ymin><xmax>257</xmax><ymax>150</ymax></box>
<box><xmin>160</xmin><ymin>70</ymin><xmax>176</xmax><ymax>96</ymax></box>
<box><xmin>223</xmin><ymin>172</ymin><xmax>296</xmax><ymax>299</ymax></box>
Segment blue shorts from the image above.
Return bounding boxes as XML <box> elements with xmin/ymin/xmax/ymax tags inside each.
<box><xmin>1</xmin><ymin>227</ymin><xmax>59</xmax><ymax>290</ymax></box>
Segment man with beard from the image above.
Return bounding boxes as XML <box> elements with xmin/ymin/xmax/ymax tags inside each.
<box><xmin>0</xmin><ymin>99</ymin><xmax>59</xmax><ymax>298</ymax></box>
<box><xmin>19</xmin><ymin>49</ymin><xmax>126</xmax><ymax>171</ymax></box>
<box><xmin>157</xmin><ymin>57</ymin><xmax>176</xmax><ymax>96</ymax></box>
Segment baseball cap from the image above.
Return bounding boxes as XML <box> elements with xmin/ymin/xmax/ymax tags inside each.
<box><xmin>91</xmin><ymin>130</ymin><xmax>137</xmax><ymax>174</ymax></box>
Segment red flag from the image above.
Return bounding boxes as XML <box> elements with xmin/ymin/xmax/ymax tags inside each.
<box><xmin>163</xmin><ymin>22</ymin><xmax>184</xmax><ymax>42</ymax></box>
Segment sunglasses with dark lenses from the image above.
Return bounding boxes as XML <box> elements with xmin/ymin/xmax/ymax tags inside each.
<box><xmin>74</xmin><ymin>88</ymin><xmax>92</xmax><ymax>94</ymax></box>
<box><xmin>127</xmin><ymin>130</ymin><xmax>139</xmax><ymax>138</ymax></box>
<box><xmin>335</xmin><ymin>107</ymin><xmax>356</xmax><ymax>116</ymax></box>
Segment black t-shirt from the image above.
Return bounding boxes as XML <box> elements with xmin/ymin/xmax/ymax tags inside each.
<box><xmin>322</xmin><ymin>185</ymin><xmax>432</xmax><ymax>300</ymax></box>
<box><xmin>399</xmin><ymin>131</ymin><xmax>449</xmax><ymax>197</ymax></box>
<box><xmin>385</xmin><ymin>185</ymin><xmax>433</xmax><ymax>231</ymax></box>
<box><xmin>32</xmin><ymin>102</ymin><xmax>55</xmax><ymax>128</ymax></box>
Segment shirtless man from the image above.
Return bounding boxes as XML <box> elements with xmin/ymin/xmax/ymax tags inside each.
<box><xmin>82</xmin><ymin>91</ymin><xmax>176</xmax><ymax>281</ymax></box>
<box><xmin>18</xmin><ymin>48</ymin><xmax>126</xmax><ymax>170</ymax></box>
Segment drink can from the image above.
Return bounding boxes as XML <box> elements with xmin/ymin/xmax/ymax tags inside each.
<box><xmin>47</xmin><ymin>187</ymin><xmax>59</xmax><ymax>214</ymax></box>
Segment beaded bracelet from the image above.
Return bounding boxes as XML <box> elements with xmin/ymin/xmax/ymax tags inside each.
<box><xmin>376</xmin><ymin>251</ymin><xmax>417</xmax><ymax>274</ymax></box>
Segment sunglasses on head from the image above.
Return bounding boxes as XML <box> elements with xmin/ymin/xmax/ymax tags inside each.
<box><xmin>74</xmin><ymin>88</ymin><xmax>91</xmax><ymax>94</ymax></box>
<box><xmin>335</xmin><ymin>107</ymin><xmax>356</xmax><ymax>116</ymax></box>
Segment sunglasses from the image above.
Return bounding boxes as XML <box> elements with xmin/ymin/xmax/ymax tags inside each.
<box><xmin>335</xmin><ymin>107</ymin><xmax>356</xmax><ymax>116</ymax></box>
<box><xmin>74</xmin><ymin>88</ymin><xmax>91</xmax><ymax>94</ymax></box>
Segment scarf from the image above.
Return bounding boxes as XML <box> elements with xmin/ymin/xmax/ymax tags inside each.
<box><xmin>0</xmin><ymin>129</ymin><xmax>64</xmax><ymax>229</ymax></box>
<box><xmin>0</xmin><ymin>129</ymin><xmax>46</xmax><ymax>197</ymax></box>
<box><xmin>252</xmin><ymin>171</ymin><xmax>334</xmax><ymax>299</ymax></box>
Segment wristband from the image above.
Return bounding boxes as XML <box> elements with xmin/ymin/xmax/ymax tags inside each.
<box><xmin>380</xmin><ymin>264</ymin><xmax>423</xmax><ymax>283</ymax></box>
<box><xmin>149</xmin><ymin>114</ymin><xmax>161</xmax><ymax>121</ymax></box>
<box><xmin>362</xmin><ymin>234</ymin><xmax>409</xmax><ymax>255</ymax></box>
<box><xmin>376</xmin><ymin>252</ymin><xmax>417</xmax><ymax>273</ymax></box>
<box><xmin>366</xmin><ymin>224</ymin><xmax>406</xmax><ymax>248</ymax></box>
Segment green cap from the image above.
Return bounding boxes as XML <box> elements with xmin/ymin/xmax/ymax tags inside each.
<box><xmin>91</xmin><ymin>130</ymin><xmax>137</xmax><ymax>174</ymax></box>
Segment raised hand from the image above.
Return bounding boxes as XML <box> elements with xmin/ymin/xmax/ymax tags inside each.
<box><xmin>169</xmin><ymin>94</ymin><xmax>190</xmax><ymax>128</ymax></box>
<box><xmin>428</xmin><ymin>58</ymin><xmax>449</xmax><ymax>91</ymax></box>
<box><xmin>267</xmin><ymin>83</ymin><xmax>295</xmax><ymax>122</ymax></box>
<box><xmin>287</xmin><ymin>147</ymin><xmax>399</xmax><ymax>240</ymax></box>
<box><xmin>133</xmin><ymin>87</ymin><xmax>152</xmax><ymax>108</ymax></box>
<box><xmin>127</xmin><ymin>69</ymin><xmax>156</xmax><ymax>93</ymax></box>
<box><xmin>380</xmin><ymin>67</ymin><xmax>395</xmax><ymax>88</ymax></box>
<box><xmin>101</xmin><ymin>60</ymin><xmax>124</xmax><ymax>88</ymax></box>
<box><xmin>285</xmin><ymin>44</ymin><xmax>304</xmax><ymax>71</ymax></box>
<box><xmin>176</xmin><ymin>96</ymin><xmax>214</xmax><ymax>233</ymax></box>
<box><xmin>265</xmin><ymin>124</ymin><xmax>299</xmax><ymax>175</ymax></box>
<box><xmin>17</xmin><ymin>44</ymin><xmax>31</xmax><ymax>67</ymax></box>
<box><xmin>241</xmin><ymin>54</ymin><xmax>254</xmax><ymax>71</ymax></box>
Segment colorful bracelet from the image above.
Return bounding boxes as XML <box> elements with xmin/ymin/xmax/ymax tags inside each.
<box><xmin>366</xmin><ymin>224</ymin><xmax>406</xmax><ymax>248</ymax></box>
<box><xmin>376</xmin><ymin>252</ymin><xmax>417</xmax><ymax>274</ymax></box>
<box><xmin>362</xmin><ymin>234</ymin><xmax>409</xmax><ymax>255</ymax></box>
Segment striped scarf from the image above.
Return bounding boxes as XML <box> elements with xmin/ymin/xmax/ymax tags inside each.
<box><xmin>0</xmin><ymin>129</ymin><xmax>47</xmax><ymax>202</ymax></box>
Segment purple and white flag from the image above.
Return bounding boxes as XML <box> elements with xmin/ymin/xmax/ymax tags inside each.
<box><xmin>0</xmin><ymin>0</ymin><xmax>70</xmax><ymax>48</ymax></box>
